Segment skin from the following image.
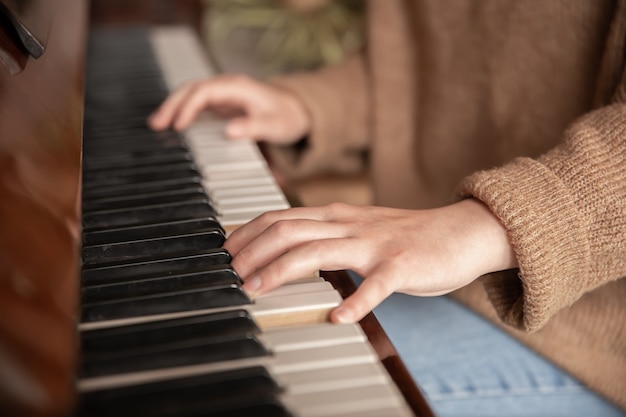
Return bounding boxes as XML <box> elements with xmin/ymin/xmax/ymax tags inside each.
<box><xmin>149</xmin><ymin>74</ymin><xmax>519</xmax><ymax>324</ymax></box>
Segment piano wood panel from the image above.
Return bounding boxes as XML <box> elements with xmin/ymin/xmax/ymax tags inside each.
<box><xmin>0</xmin><ymin>0</ymin><xmax>86</xmax><ymax>416</ymax></box>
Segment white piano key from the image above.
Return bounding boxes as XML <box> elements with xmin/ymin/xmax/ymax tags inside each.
<box><xmin>194</xmin><ymin>152</ymin><xmax>263</xmax><ymax>165</ymax></box>
<box><xmin>325</xmin><ymin>408</ymin><xmax>413</xmax><ymax>417</ymax></box>
<box><xmin>254</xmin><ymin>281</ymin><xmax>333</xmax><ymax>300</ymax></box>
<box><xmin>279</xmin><ymin>363</ymin><xmax>389</xmax><ymax>395</ymax></box>
<box><xmin>209</xmin><ymin>184</ymin><xmax>284</xmax><ymax>198</ymax></box>
<box><xmin>284</xmin><ymin>384</ymin><xmax>407</xmax><ymax>417</ymax></box>
<box><xmin>199</xmin><ymin>159</ymin><xmax>267</xmax><ymax>173</ymax></box>
<box><xmin>213</xmin><ymin>192</ymin><xmax>287</xmax><ymax>207</ymax></box>
<box><xmin>203</xmin><ymin>176</ymin><xmax>276</xmax><ymax>189</ymax></box>
<box><xmin>215</xmin><ymin>200</ymin><xmax>289</xmax><ymax>216</ymax></box>
<box><xmin>262</xmin><ymin>322</ymin><xmax>366</xmax><ymax>352</ymax></box>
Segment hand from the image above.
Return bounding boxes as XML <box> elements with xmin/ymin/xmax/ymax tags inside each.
<box><xmin>147</xmin><ymin>75</ymin><xmax>311</xmax><ymax>145</ymax></box>
<box><xmin>223</xmin><ymin>199</ymin><xmax>518</xmax><ymax>323</ymax></box>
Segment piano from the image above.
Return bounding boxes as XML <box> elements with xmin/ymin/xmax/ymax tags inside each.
<box><xmin>0</xmin><ymin>0</ymin><xmax>434</xmax><ymax>416</ymax></box>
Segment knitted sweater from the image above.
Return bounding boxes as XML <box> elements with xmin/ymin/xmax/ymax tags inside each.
<box><xmin>267</xmin><ymin>0</ymin><xmax>626</xmax><ymax>410</ymax></box>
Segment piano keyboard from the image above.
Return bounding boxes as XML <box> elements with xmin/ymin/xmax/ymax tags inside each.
<box><xmin>78</xmin><ymin>26</ymin><xmax>415</xmax><ymax>417</ymax></box>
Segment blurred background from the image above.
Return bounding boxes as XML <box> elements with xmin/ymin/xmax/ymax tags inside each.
<box><xmin>90</xmin><ymin>0</ymin><xmax>371</xmax><ymax>207</ymax></box>
<box><xmin>90</xmin><ymin>0</ymin><xmax>364</xmax><ymax>79</ymax></box>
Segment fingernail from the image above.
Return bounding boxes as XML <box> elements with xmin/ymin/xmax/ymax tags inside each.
<box><xmin>243</xmin><ymin>275</ymin><xmax>261</xmax><ymax>293</ymax></box>
<box><xmin>332</xmin><ymin>307</ymin><xmax>353</xmax><ymax>324</ymax></box>
<box><xmin>226</xmin><ymin>123</ymin><xmax>243</xmax><ymax>137</ymax></box>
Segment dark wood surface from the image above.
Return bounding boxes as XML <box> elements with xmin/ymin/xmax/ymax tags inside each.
<box><xmin>0</xmin><ymin>0</ymin><xmax>86</xmax><ymax>415</ymax></box>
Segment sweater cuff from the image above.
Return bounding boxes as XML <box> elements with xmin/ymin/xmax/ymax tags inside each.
<box><xmin>457</xmin><ymin>157</ymin><xmax>591</xmax><ymax>332</ymax></box>
<box><xmin>265</xmin><ymin>55</ymin><xmax>369</xmax><ymax>180</ymax></box>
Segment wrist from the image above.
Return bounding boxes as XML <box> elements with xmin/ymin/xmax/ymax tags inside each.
<box><xmin>456</xmin><ymin>198</ymin><xmax>518</xmax><ymax>276</ymax></box>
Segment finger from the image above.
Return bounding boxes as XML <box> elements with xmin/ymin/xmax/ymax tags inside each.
<box><xmin>241</xmin><ymin>237</ymin><xmax>362</xmax><ymax>296</ymax></box>
<box><xmin>231</xmin><ymin>219</ymin><xmax>346</xmax><ymax>279</ymax></box>
<box><xmin>147</xmin><ymin>82</ymin><xmax>196</xmax><ymax>130</ymax></box>
<box><xmin>225</xmin><ymin>116</ymin><xmax>255</xmax><ymax>140</ymax></box>
<box><xmin>224</xmin><ymin>206</ymin><xmax>332</xmax><ymax>256</ymax></box>
<box><xmin>225</xmin><ymin>114</ymin><xmax>284</xmax><ymax>141</ymax></box>
<box><xmin>330</xmin><ymin>268</ymin><xmax>397</xmax><ymax>324</ymax></box>
<box><xmin>172</xmin><ymin>78</ymin><xmax>259</xmax><ymax>131</ymax></box>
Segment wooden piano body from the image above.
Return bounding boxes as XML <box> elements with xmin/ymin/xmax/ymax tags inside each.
<box><xmin>0</xmin><ymin>1</ymin><xmax>434</xmax><ymax>416</ymax></box>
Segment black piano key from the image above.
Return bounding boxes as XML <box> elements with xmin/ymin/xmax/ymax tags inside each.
<box><xmin>80</xmin><ymin>332</ymin><xmax>267</xmax><ymax>377</ymax></box>
<box><xmin>82</xmin><ymin>200</ymin><xmax>216</xmax><ymax>231</ymax></box>
<box><xmin>81</xmin><ymin>284</ymin><xmax>251</xmax><ymax>322</ymax></box>
<box><xmin>81</xmin><ymin>250</ymin><xmax>232</xmax><ymax>285</ymax></box>
<box><xmin>82</xmin><ymin>177</ymin><xmax>204</xmax><ymax>200</ymax></box>
<box><xmin>83</xmin><ymin>161</ymin><xmax>197</xmax><ymax>181</ymax></box>
<box><xmin>83</xmin><ymin>128</ymin><xmax>182</xmax><ymax>141</ymax></box>
<box><xmin>83</xmin><ymin>134</ymin><xmax>184</xmax><ymax>151</ymax></box>
<box><xmin>81</xmin><ymin>266</ymin><xmax>241</xmax><ymax>303</ymax></box>
<box><xmin>82</xmin><ymin>150</ymin><xmax>193</xmax><ymax>172</ymax></box>
<box><xmin>83</xmin><ymin>144</ymin><xmax>188</xmax><ymax>163</ymax></box>
<box><xmin>82</xmin><ymin>188</ymin><xmax>207</xmax><ymax>213</ymax></box>
<box><xmin>82</xmin><ymin>230</ymin><xmax>225</xmax><ymax>267</ymax></box>
<box><xmin>82</xmin><ymin>217</ymin><xmax>222</xmax><ymax>246</ymax></box>
<box><xmin>82</xmin><ymin>166</ymin><xmax>200</xmax><ymax>189</ymax></box>
<box><xmin>78</xmin><ymin>367</ymin><xmax>291</xmax><ymax>417</ymax></box>
<box><xmin>81</xmin><ymin>310</ymin><xmax>259</xmax><ymax>353</ymax></box>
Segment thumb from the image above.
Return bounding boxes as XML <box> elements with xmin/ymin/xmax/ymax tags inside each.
<box><xmin>330</xmin><ymin>270</ymin><xmax>396</xmax><ymax>324</ymax></box>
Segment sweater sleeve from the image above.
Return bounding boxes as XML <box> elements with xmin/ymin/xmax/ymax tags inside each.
<box><xmin>263</xmin><ymin>52</ymin><xmax>371</xmax><ymax>180</ymax></box>
<box><xmin>457</xmin><ymin>71</ymin><xmax>626</xmax><ymax>332</ymax></box>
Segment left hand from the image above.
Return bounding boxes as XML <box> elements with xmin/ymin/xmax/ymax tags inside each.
<box><xmin>223</xmin><ymin>199</ymin><xmax>518</xmax><ymax>323</ymax></box>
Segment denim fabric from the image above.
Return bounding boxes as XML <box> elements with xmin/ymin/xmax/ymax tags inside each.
<box><xmin>348</xmin><ymin>271</ymin><xmax>625</xmax><ymax>417</ymax></box>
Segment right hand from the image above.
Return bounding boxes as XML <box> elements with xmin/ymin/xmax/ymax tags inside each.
<box><xmin>147</xmin><ymin>74</ymin><xmax>311</xmax><ymax>145</ymax></box>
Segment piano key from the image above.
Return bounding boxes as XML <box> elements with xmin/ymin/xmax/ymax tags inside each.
<box><xmin>81</xmin><ymin>229</ymin><xmax>225</xmax><ymax>266</ymax></box>
<box><xmin>81</xmin><ymin>282</ymin><xmax>250</xmax><ymax>322</ymax></box>
<box><xmin>81</xmin><ymin>250</ymin><xmax>232</xmax><ymax>285</ymax></box>
<box><xmin>82</xmin><ymin>200</ymin><xmax>216</xmax><ymax>231</ymax></box>
<box><xmin>208</xmin><ymin>183</ymin><xmax>284</xmax><ymax>199</ymax></box>
<box><xmin>83</xmin><ymin>161</ymin><xmax>198</xmax><ymax>181</ymax></box>
<box><xmin>81</xmin><ymin>266</ymin><xmax>241</xmax><ymax>303</ymax></box>
<box><xmin>81</xmin><ymin>310</ymin><xmax>259</xmax><ymax>353</ymax></box>
<box><xmin>82</xmin><ymin>331</ymin><xmax>268</xmax><ymax>377</ymax></box>
<box><xmin>82</xmin><ymin>188</ymin><xmax>207</xmax><ymax>213</ymax></box>
<box><xmin>284</xmin><ymin>384</ymin><xmax>409</xmax><ymax>417</ymax></box>
<box><xmin>82</xmin><ymin>166</ymin><xmax>200</xmax><ymax>189</ymax></box>
<box><xmin>82</xmin><ymin>177</ymin><xmax>204</xmax><ymax>200</ymax></box>
<box><xmin>213</xmin><ymin>197</ymin><xmax>289</xmax><ymax>215</ymax></box>
<box><xmin>201</xmin><ymin>168</ymin><xmax>274</xmax><ymax>182</ymax></box>
<box><xmin>82</xmin><ymin>216</ymin><xmax>222</xmax><ymax>246</ymax></box>
<box><xmin>83</xmin><ymin>146</ymin><xmax>190</xmax><ymax>166</ymax></box>
<box><xmin>83</xmin><ymin>148</ymin><xmax>193</xmax><ymax>167</ymax></box>
<box><xmin>202</xmin><ymin>176</ymin><xmax>276</xmax><ymax>189</ymax></box>
<box><xmin>84</xmin><ymin>132</ymin><xmax>183</xmax><ymax>149</ymax></box>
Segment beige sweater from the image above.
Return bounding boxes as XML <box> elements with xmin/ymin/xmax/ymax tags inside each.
<box><xmin>267</xmin><ymin>0</ymin><xmax>626</xmax><ymax>410</ymax></box>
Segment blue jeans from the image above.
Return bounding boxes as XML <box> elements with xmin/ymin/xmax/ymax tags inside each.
<box><xmin>349</xmin><ymin>272</ymin><xmax>625</xmax><ymax>417</ymax></box>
